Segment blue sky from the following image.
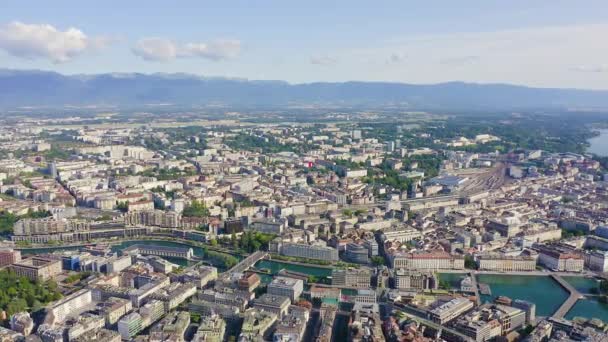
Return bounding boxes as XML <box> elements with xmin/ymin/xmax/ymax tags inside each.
<box><xmin>1</xmin><ymin>1</ymin><xmax>608</xmax><ymax>89</ymax></box>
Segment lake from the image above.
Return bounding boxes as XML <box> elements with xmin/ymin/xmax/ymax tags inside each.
<box><xmin>587</xmin><ymin>129</ymin><xmax>608</xmax><ymax>156</ymax></box>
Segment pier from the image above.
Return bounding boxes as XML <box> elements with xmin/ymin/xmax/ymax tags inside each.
<box><xmin>551</xmin><ymin>274</ymin><xmax>583</xmax><ymax>319</ymax></box>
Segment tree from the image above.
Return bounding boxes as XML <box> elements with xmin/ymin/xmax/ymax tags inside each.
<box><xmin>354</xmin><ymin>209</ymin><xmax>367</xmax><ymax>216</ymax></box>
<box><xmin>438</xmin><ymin>280</ymin><xmax>451</xmax><ymax>290</ymax></box>
<box><xmin>342</xmin><ymin>209</ymin><xmax>353</xmax><ymax>218</ymax></box>
<box><xmin>464</xmin><ymin>255</ymin><xmax>477</xmax><ymax>269</ymax></box>
<box><xmin>0</xmin><ymin>270</ymin><xmax>61</xmax><ymax>318</ymax></box>
<box><xmin>183</xmin><ymin>200</ymin><xmax>210</xmax><ymax>218</ymax></box>
<box><xmin>116</xmin><ymin>201</ymin><xmax>128</xmax><ymax>212</ymax></box>
<box><xmin>371</xmin><ymin>256</ymin><xmax>385</xmax><ymax>266</ymax></box>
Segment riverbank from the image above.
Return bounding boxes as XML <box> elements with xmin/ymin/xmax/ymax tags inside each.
<box><xmin>267</xmin><ymin>255</ymin><xmax>336</xmax><ymax>269</ymax></box>
<box><xmin>15</xmin><ymin>236</ymin><xmax>245</xmax><ymax>257</ymax></box>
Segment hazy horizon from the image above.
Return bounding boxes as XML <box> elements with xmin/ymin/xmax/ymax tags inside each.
<box><xmin>1</xmin><ymin>1</ymin><xmax>608</xmax><ymax>90</ymax></box>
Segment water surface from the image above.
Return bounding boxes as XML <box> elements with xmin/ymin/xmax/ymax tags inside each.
<box><xmin>587</xmin><ymin>129</ymin><xmax>608</xmax><ymax>156</ymax></box>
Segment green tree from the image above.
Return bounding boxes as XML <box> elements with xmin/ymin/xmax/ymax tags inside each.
<box><xmin>342</xmin><ymin>209</ymin><xmax>353</xmax><ymax>218</ymax></box>
<box><xmin>183</xmin><ymin>200</ymin><xmax>210</xmax><ymax>217</ymax></box>
<box><xmin>464</xmin><ymin>255</ymin><xmax>477</xmax><ymax>269</ymax></box>
<box><xmin>116</xmin><ymin>201</ymin><xmax>129</xmax><ymax>212</ymax></box>
<box><xmin>371</xmin><ymin>256</ymin><xmax>385</xmax><ymax>266</ymax></box>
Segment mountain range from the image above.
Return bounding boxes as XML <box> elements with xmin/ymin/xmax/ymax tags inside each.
<box><xmin>1</xmin><ymin>69</ymin><xmax>608</xmax><ymax>111</ymax></box>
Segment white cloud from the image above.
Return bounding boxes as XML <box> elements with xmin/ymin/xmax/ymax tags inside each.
<box><xmin>0</xmin><ymin>21</ymin><xmax>109</xmax><ymax>63</ymax></box>
<box><xmin>132</xmin><ymin>37</ymin><xmax>241</xmax><ymax>62</ymax></box>
<box><xmin>310</xmin><ymin>55</ymin><xmax>337</xmax><ymax>66</ymax></box>
<box><xmin>180</xmin><ymin>39</ymin><xmax>241</xmax><ymax>60</ymax></box>
<box><xmin>570</xmin><ymin>64</ymin><xmax>608</xmax><ymax>73</ymax></box>
<box><xmin>132</xmin><ymin>38</ymin><xmax>177</xmax><ymax>62</ymax></box>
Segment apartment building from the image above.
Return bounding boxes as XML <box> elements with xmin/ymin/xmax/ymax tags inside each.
<box><xmin>393</xmin><ymin>269</ymin><xmax>437</xmax><ymax>290</ymax></box>
<box><xmin>476</xmin><ymin>255</ymin><xmax>537</xmax><ymax>272</ymax></box>
<box><xmin>281</xmin><ymin>242</ymin><xmax>339</xmax><ymax>261</ymax></box>
<box><xmin>0</xmin><ymin>248</ymin><xmax>21</xmax><ymax>267</ymax></box>
<box><xmin>267</xmin><ymin>276</ymin><xmax>304</xmax><ymax>302</ymax></box>
<box><xmin>47</xmin><ymin>289</ymin><xmax>93</xmax><ymax>324</ymax></box>
<box><xmin>332</xmin><ymin>268</ymin><xmax>371</xmax><ymax>288</ymax></box>
<box><xmin>391</xmin><ymin>251</ymin><xmax>465</xmax><ymax>270</ymax></box>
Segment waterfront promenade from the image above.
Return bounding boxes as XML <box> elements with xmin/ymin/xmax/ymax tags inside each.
<box><xmin>551</xmin><ymin>274</ymin><xmax>584</xmax><ymax>319</ymax></box>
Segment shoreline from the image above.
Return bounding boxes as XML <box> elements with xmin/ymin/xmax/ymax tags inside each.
<box><xmin>587</xmin><ymin>128</ymin><xmax>608</xmax><ymax>156</ymax></box>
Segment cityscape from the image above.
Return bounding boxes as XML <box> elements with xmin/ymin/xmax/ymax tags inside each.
<box><xmin>1</xmin><ymin>2</ymin><xmax>608</xmax><ymax>342</ymax></box>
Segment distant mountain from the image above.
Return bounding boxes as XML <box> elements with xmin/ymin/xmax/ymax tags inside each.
<box><xmin>1</xmin><ymin>69</ymin><xmax>607</xmax><ymax>110</ymax></box>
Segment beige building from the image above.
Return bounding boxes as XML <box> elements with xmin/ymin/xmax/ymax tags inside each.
<box><xmin>476</xmin><ymin>255</ymin><xmax>536</xmax><ymax>272</ymax></box>
<box><xmin>47</xmin><ymin>289</ymin><xmax>93</xmax><ymax>324</ymax></box>
<box><xmin>430</xmin><ymin>298</ymin><xmax>474</xmax><ymax>325</ymax></box>
<box><xmin>96</xmin><ymin>297</ymin><xmax>132</xmax><ymax>326</ymax></box>
<box><xmin>11</xmin><ymin>257</ymin><xmax>62</xmax><ymax>282</ymax></box>
<box><xmin>391</xmin><ymin>251</ymin><xmax>465</xmax><ymax>270</ymax></box>
<box><xmin>394</xmin><ymin>269</ymin><xmax>437</xmax><ymax>290</ymax></box>
<box><xmin>332</xmin><ymin>268</ymin><xmax>371</xmax><ymax>288</ymax></box>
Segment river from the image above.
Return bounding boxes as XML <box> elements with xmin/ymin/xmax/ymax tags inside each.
<box><xmin>24</xmin><ymin>241</ymin><xmax>608</xmax><ymax>321</ymax></box>
<box><xmin>18</xmin><ymin>240</ymin><xmax>333</xmax><ymax>279</ymax></box>
<box><xmin>19</xmin><ymin>240</ymin><xmax>239</xmax><ymax>269</ymax></box>
<box><xmin>439</xmin><ymin>273</ymin><xmax>608</xmax><ymax>321</ymax></box>
<box><xmin>587</xmin><ymin>129</ymin><xmax>608</xmax><ymax>156</ymax></box>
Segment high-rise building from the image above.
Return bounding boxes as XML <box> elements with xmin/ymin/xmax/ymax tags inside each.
<box><xmin>118</xmin><ymin>312</ymin><xmax>143</xmax><ymax>340</ymax></box>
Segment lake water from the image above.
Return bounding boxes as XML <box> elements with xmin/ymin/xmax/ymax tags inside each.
<box><xmin>476</xmin><ymin>274</ymin><xmax>568</xmax><ymax>317</ymax></box>
<box><xmin>439</xmin><ymin>273</ymin><xmax>608</xmax><ymax>321</ymax></box>
<box><xmin>587</xmin><ymin>129</ymin><xmax>608</xmax><ymax>156</ymax></box>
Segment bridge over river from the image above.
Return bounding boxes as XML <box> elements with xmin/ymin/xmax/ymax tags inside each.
<box><xmin>220</xmin><ymin>251</ymin><xmax>268</xmax><ymax>279</ymax></box>
<box><xmin>551</xmin><ymin>274</ymin><xmax>584</xmax><ymax>319</ymax></box>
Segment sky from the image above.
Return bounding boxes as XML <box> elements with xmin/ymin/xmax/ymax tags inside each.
<box><xmin>1</xmin><ymin>1</ymin><xmax>608</xmax><ymax>89</ymax></box>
